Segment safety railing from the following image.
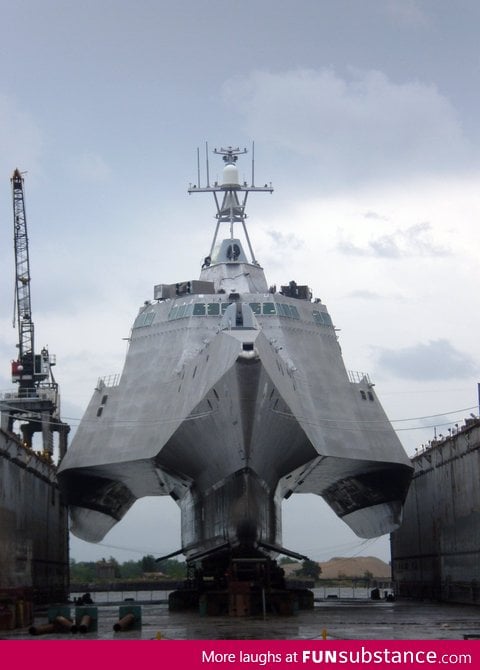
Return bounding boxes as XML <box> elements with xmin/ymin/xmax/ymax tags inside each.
<box><xmin>347</xmin><ymin>370</ymin><xmax>373</xmax><ymax>385</ymax></box>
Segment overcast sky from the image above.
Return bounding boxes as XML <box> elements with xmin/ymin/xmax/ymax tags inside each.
<box><xmin>1</xmin><ymin>1</ymin><xmax>480</xmax><ymax>565</ymax></box>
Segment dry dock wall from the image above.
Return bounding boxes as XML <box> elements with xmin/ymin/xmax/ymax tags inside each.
<box><xmin>0</xmin><ymin>429</ymin><xmax>69</xmax><ymax>605</ymax></box>
<box><xmin>391</xmin><ymin>420</ymin><xmax>480</xmax><ymax>605</ymax></box>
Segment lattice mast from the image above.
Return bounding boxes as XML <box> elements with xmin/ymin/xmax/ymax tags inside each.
<box><xmin>188</xmin><ymin>144</ymin><xmax>273</xmax><ymax>263</ymax></box>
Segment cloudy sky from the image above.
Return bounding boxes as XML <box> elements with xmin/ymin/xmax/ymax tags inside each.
<box><xmin>1</xmin><ymin>1</ymin><xmax>479</xmax><ymax>564</ymax></box>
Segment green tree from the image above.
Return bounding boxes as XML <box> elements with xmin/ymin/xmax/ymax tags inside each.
<box><xmin>141</xmin><ymin>554</ymin><xmax>158</xmax><ymax>573</ymax></box>
<box><xmin>279</xmin><ymin>557</ymin><xmax>298</xmax><ymax>566</ymax></box>
<box><xmin>69</xmin><ymin>559</ymin><xmax>96</xmax><ymax>583</ymax></box>
<box><xmin>156</xmin><ymin>558</ymin><xmax>187</xmax><ymax>579</ymax></box>
<box><xmin>296</xmin><ymin>559</ymin><xmax>321</xmax><ymax>581</ymax></box>
<box><xmin>118</xmin><ymin>560</ymin><xmax>143</xmax><ymax>579</ymax></box>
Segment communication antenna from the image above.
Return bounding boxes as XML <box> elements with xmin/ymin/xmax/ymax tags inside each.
<box><xmin>251</xmin><ymin>141</ymin><xmax>255</xmax><ymax>187</ymax></box>
<box><xmin>206</xmin><ymin>142</ymin><xmax>210</xmax><ymax>187</ymax></box>
<box><xmin>196</xmin><ymin>147</ymin><xmax>201</xmax><ymax>191</ymax></box>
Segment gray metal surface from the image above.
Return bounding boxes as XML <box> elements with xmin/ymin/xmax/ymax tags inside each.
<box><xmin>58</xmin><ymin>149</ymin><xmax>413</xmax><ymax>561</ymax></box>
<box><xmin>391</xmin><ymin>419</ymin><xmax>480</xmax><ymax>604</ymax></box>
<box><xmin>0</xmin><ymin>428</ymin><xmax>69</xmax><ymax>603</ymax></box>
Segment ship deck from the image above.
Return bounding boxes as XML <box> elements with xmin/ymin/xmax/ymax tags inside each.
<box><xmin>2</xmin><ymin>598</ymin><xmax>479</xmax><ymax>640</ymax></box>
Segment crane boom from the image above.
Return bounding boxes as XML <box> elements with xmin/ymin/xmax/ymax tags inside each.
<box><xmin>10</xmin><ymin>169</ymin><xmax>52</xmax><ymax>394</ymax></box>
<box><xmin>11</xmin><ymin>169</ymin><xmax>35</xmax><ymax>389</ymax></box>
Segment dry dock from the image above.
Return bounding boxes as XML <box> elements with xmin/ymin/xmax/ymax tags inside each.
<box><xmin>391</xmin><ymin>417</ymin><xmax>480</xmax><ymax>604</ymax></box>
<box><xmin>1</xmin><ymin>599</ymin><xmax>480</xmax><ymax>640</ymax></box>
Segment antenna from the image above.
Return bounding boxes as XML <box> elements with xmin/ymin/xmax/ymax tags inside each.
<box><xmin>206</xmin><ymin>141</ymin><xmax>210</xmax><ymax>187</ymax></box>
<box><xmin>251</xmin><ymin>141</ymin><xmax>255</xmax><ymax>187</ymax></box>
<box><xmin>196</xmin><ymin>147</ymin><xmax>201</xmax><ymax>188</ymax></box>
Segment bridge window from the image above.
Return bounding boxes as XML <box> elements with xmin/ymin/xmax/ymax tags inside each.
<box><xmin>263</xmin><ymin>302</ymin><xmax>277</xmax><ymax>315</ymax></box>
<box><xmin>312</xmin><ymin>309</ymin><xmax>332</xmax><ymax>326</ymax></box>
<box><xmin>133</xmin><ymin>310</ymin><xmax>156</xmax><ymax>328</ymax></box>
<box><xmin>289</xmin><ymin>305</ymin><xmax>300</xmax><ymax>319</ymax></box>
<box><xmin>193</xmin><ymin>303</ymin><xmax>206</xmax><ymax>316</ymax></box>
<box><xmin>276</xmin><ymin>303</ymin><xmax>300</xmax><ymax>319</ymax></box>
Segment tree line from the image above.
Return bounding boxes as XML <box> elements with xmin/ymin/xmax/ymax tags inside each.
<box><xmin>69</xmin><ymin>555</ymin><xmax>187</xmax><ymax>582</ymax></box>
<box><xmin>70</xmin><ymin>556</ymin><xmax>323</xmax><ymax>583</ymax></box>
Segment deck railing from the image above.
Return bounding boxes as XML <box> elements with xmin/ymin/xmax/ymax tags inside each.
<box><xmin>97</xmin><ymin>373</ymin><xmax>121</xmax><ymax>389</ymax></box>
<box><xmin>347</xmin><ymin>370</ymin><xmax>373</xmax><ymax>385</ymax></box>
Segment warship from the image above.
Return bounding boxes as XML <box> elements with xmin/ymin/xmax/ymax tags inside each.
<box><xmin>58</xmin><ymin>147</ymin><xmax>413</xmax><ymax>611</ymax></box>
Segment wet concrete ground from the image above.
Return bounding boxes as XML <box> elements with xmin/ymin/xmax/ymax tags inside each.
<box><xmin>2</xmin><ymin>599</ymin><xmax>480</xmax><ymax>640</ymax></box>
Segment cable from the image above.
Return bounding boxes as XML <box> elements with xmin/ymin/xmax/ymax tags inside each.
<box><xmin>3</xmin><ymin>401</ymin><xmax>477</xmax><ymax>434</ymax></box>
<box><xmin>390</xmin><ymin>405</ymin><xmax>477</xmax><ymax>423</ymax></box>
<box><xmin>83</xmin><ymin>540</ymin><xmax>180</xmax><ymax>558</ymax></box>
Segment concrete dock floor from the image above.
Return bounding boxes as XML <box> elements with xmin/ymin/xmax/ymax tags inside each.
<box><xmin>2</xmin><ymin>599</ymin><xmax>480</xmax><ymax>640</ymax></box>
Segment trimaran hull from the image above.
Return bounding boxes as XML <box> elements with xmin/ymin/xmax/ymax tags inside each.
<box><xmin>58</xmin><ymin>146</ymin><xmax>412</xmax><ymax>570</ymax></box>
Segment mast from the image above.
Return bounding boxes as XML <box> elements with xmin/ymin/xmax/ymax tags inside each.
<box><xmin>188</xmin><ymin>145</ymin><xmax>273</xmax><ymax>263</ymax></box>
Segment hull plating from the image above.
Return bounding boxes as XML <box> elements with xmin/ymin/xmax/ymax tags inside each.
<box><xmin>59</xmin><ymin>287</ymin><xmax>413</xmax><ymax>558</ymax></box>
<box><xmin>58</xmin><ymin>148</ymin><xmax>412</xmax><ymax>560</ymax></box>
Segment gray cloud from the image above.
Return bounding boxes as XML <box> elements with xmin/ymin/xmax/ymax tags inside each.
<box><xmin>337</xmin><ymin>222</ymin><xmax>450</xmax><ymax>258</ymax></box>
<box><xmin>375</xmin><ymin>339</ymin><xmax>478</xmax><ymax>380</ymax></box>
<box><xmin>348</xmin><ymin>289</ymin><xmax>384</xmax><ymax>300</ymax></box>
<box><xmin>224</xmin><ymin>68</ymin><xmax>472</xmax><ymax>186</ymax></box>
<box><xmin>384</xmin><ymin>0</ymin><xmax>429</xmax><ymax>27</ymax></box>
<box><xmin>266</xmin><ymin>229</ymin><xmax>304</xmax><ymax>250</ymax></box>
<box><xmin>364</xmin><ymin>211</ymin><xmax>389</xmax><ymax>221</ymax></box>
<box><xmin>0</xmin><ymin>95</ymin><xmax>44</xmax><ymax>177</ymax></box>
<box><xmin>71</xmin><ymin>152</ymin><xmax>112</xmax><ymax>182</ymax></box>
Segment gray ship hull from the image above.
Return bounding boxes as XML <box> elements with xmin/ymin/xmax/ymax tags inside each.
<box><xmin>58</xmin><ymin>148</ymin><xmax>412</xmax><ymax>565</ymax></box>
<box><xmin>59</xmin><ymin>285</ymin><xmax>412</xmax><ymax>559</ymax></box>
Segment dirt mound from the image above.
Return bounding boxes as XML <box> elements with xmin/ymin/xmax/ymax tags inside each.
<box><xmin>319</xmin><ymin>556</ymin><xmax>391</xmax><ymax>579</ymax></box>
<box><xmin>283</xmin><ymin>556</ymin><xmax>391</xmax><ymax>579</ymax></box>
